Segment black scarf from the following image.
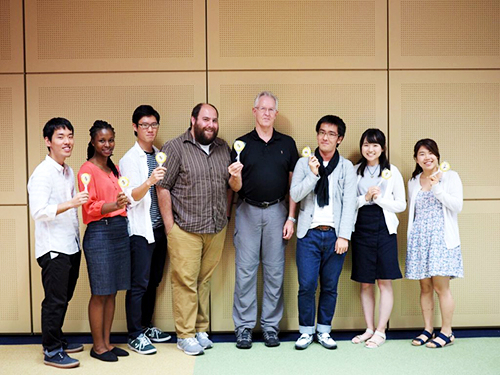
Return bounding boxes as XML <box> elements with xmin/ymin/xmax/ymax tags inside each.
<box><xmin>314</xmin><ymin>148</ymin><xmax>339</xmax><ymax>207</ymax></box>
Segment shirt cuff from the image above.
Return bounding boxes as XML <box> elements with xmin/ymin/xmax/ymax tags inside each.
<box><xmin>45</xmin><ymin>204</ymin><xmax>58</xmax><ymax>221</ymax></box>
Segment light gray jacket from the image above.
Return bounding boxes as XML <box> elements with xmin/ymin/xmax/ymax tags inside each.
<box><xmin>290</xmin><ymin>155</ymin><xmax>357</xmax><ymax>240</ymax></box>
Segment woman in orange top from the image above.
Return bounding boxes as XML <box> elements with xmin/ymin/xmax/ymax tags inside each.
<box><xmin>78</xmin><ymin>120</ymin><xmax>130</xmax><ymax>362</ymax></box>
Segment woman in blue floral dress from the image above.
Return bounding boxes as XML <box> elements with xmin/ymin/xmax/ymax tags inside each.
<box><xmin>406</xmin><ymin>139</ymin><xmax>463</xmax><ymax>348</ymax></box>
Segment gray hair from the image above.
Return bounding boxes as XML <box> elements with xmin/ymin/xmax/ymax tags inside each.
<box><xmin>254</xmin><ymin>91</ymin><xmax>278</xmax><ymax>110</ymax></box>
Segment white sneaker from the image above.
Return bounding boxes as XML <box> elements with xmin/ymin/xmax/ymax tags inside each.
<box><xmin>195</xmin><ymin>332</ymin><xmax>214</xmax><ymax>349</ymax></box>
<box><xmin>295</xmin><ymin>333</ymin><xmax>313</xmax><ymax>350</ymax></box>
<box><xmin>317</xmin><ymin>332</ymin><xmax>337</xmax><ymax>350</ymax></box>
<box><xmin>177</xmin><ymin>337</ymin><xmax>204</xmax><ymax>356</ymax></box>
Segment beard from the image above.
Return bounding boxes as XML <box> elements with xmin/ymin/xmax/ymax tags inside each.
<box><xmin>193</xmin><ymin>121</ymin><xmax>218</xmax><ymax>145</ymax></box>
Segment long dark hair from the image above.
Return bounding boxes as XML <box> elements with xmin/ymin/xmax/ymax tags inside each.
<box><xmin>87</xmin><ymin>120</ymin><xmax>119</xmax><ymax>178</ymax></box>
<box><xmin>356</xmin><ymin>128</ymin><xmax>390</xmax><ymax>177</ymax></box>
<box><xmin>411</xmin><ymin>138</ymin><xmax>440</xmax><ymax>180</ymax></box>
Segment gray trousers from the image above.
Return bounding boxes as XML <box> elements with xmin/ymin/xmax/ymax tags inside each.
<box><xmin>232</xmin><ymin>200</ymin><xmax>287</xmax><ymax>335</ymax></box>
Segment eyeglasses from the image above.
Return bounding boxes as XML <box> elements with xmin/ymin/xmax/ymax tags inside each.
<box><xmin>255</xmin><ymin>107</ymin><xmax>277</xmax><ymax>114</ymax></box>
<box><xmin>138</xmin><ymin>122</ymin><xmax>160</xmax><ymax>129</ymax></box>
<box><xmin>318</xmin><ymin>130</ymin><xmax>339</xmax><ymax>139</ymax></box>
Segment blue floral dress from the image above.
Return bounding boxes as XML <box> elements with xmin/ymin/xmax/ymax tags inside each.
<box><xmin>405</xmin><ymin>190</ymin><xmax>463</xmax><ymax>280</ymax></box>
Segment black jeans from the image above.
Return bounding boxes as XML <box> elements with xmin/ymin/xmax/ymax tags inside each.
<box><xmin>126</xmin><ymin>226</ymin><xmax>167</xmax><ymax>338</ymax></box>
<box><xmin>37</xmin><ymin>251</ymin><xmax>81</xmax><ymax>354</ymax></box>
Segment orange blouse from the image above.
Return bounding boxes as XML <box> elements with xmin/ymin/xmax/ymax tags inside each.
<box><xmin>78</xmin><ymin>161</ymin><xmax>127</xmax><ymax>224</ymax></box>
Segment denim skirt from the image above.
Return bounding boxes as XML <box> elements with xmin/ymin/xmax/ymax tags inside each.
<box><xmin>83</xmin><ymin>216</ymin><xmax>131</xmax><ymax>295</ymax></box>
<box><xmin>351</xmin><ymin>205</ymin><xmax>402</xmax><ymax>284</ymax></box>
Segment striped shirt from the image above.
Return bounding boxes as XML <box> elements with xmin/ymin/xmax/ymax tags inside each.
<box><xmin>157</xmin><ymin>129</ymin><xmax>231</xmax><ymax>234</ymax></box>
<box><xmin>145</xmin><ymin>151</ymin><xmax>163</xmax><ymax>228</ymax></box>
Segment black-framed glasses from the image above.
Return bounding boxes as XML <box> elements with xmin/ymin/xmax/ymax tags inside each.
<box><xmin>318</xmin><ymin>130</ymin><xmax>338</xmax><ymax>139</ymax></box>
<box><xmin>138</xmin><ymin>122</ymin><xmax>160</xmax><ymax>129</ymax></box>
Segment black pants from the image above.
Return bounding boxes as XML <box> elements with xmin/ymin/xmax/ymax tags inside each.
<box><xmin>37</xmin><ymin>251</ymin><xmax>81</xmax><ymax>353</ymax></box>
<box><xmin>126</xmin><ymin>226</ymin><xmax>167</xmax><ymax>338</ymax></box>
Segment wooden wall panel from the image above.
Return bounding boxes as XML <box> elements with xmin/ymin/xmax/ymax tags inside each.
<box><xmin>389</xmin><ymin>70</ymin><xmax>500</xmax><ymax>200</ymax></box>
<box><xmin>25</xmin><ymin>0</ymin><xmax>206</xmax><ymax>72</ymax></box>
<box><xmin>208</xmin><ymin>0</ymin><xmax>387</xmax><ymax>70</ymax></box>
<box><xmin>389</xmin><ymin>0</ymin><xmax>500</xmax><ymax>69</ymax></box>
<box><xmin>0</xmin><ymin>0</ymin><xmax>23</xmax><ymax>73</ymax></box>
<box><xmin>0</xmin><ymin>207</ymin><xmax>31</xmax><ymax>333</ymax></box>
<box><xmin>0</xmin><ymin>74</ymin><xmax>26</xmax><ymax>204</ymax></box>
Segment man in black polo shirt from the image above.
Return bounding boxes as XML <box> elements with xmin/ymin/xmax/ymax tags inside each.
<box><xmin>229</xmin><ymin>91</ymin><xmax>298</xmax><ymax>349</ymax></box>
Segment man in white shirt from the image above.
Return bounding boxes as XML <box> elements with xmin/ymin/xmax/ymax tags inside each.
<box><xmin>28</xmin><ymin>118</ymin><xmax>89</xmax><ymax>368</ymax></box>
<box><xmin>119</xmin><ymin>105</ymin><xmax>169</xmax><ymax>355</ymax></box>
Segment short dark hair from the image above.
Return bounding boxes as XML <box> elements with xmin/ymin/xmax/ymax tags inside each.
<box><xmin>43</xmin><ymin>117</ymin><xmax>74</xmax><ymax>151</ymax></box>
<box><xmin>411</xmin><ymin>138</ymin><xmax>441</xmax><ymax>179</ymax></box>
<box><xmin>190</xmin><ymin>103</ymin><xmax>219</xmax><ymax>127</ymax></box>
<box><xmin>132</xmin><ymin>105</ymin><xmax>160</xmax><ymax>136</ymax></box>
<box><xmin>315</xmin><ymin>115</ymin><xmax>346</xmax><ymax>138</ymax></box>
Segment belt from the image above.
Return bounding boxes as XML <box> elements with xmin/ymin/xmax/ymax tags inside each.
<box><xmin>313</xmin><ymin>225</ymin><xmax>334</xmax><ymax>232</ymax></box>
<box><xmin>242</xmin><ymin>197</ymin><xmax>285</xmax><ymax>209</ymax></box>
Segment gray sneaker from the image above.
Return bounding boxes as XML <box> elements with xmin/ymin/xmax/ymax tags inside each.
<box><xmin>44</xmin><ymin>351</ymin><xmax>80</xmax><ymax>369</ymax></box>
<box><xmin>295</xmin><ymin>333</ymin><xmax>313</xmax><ymax>350</ymax></box>
<box><xmin>263</xmin><ymin>331</ymin><xmax>280</xmax><ymax>347</ymax></box>
<box><xmin>195</xmin><ymin>332</ymin><xmax>213</xmax><ymax>349</ymax></box>
<box><xmin>128</xmin><ymin>333</ymin><xmax>157</xmax><ymax>355</ymax></box>
<box><xmin>317</xmin><ymin>332</ymin><xmax>337</xmax><ymax>349</ymax></box>
<box><xmin>177</xmin><ymin>337</ymin><xmax>204</xmax><ymax>356</ymax></box>
<box><xmin>236</xmin><ymin>328</ymin><xmax>252</xmax><ymax>349</ymax></box>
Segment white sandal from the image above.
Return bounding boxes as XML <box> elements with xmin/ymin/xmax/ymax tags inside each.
<box><xmin>365</xmin><ymin>330</ymin><xmax>386</xmax><ymax>348</ymax></box>
<box><xmin>351</xmin><ymin>329</ymin><xmax>374</xmax><ymax>344</ymax></box>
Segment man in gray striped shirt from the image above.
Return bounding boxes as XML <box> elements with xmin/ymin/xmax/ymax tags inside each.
<box><xmin>157</xmin><ymin>103</ymin><xmax>231</xmax><ymax>356</ymax></box>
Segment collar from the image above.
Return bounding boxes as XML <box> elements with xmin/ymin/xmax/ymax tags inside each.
<box><xmin>250</xmin><ymin>128</ymin><xmax>281</xmax><ymax>143</ymax></box>
<box><xmin>45</xmin><ymin>155</ymin><xmax>67</xmax><ymax>173</ymax></box>
<box><xmin>132</xmin><ymin>141</ymin><xmax>159</xmax><ymax>157</ymax></box>
<box><xmin>181</xmin><ymin>128</ymin><xmax>224</xmax><ymax>147</ymax></box>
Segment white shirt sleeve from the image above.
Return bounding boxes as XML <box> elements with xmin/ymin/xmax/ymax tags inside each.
<box><xmin>28</xmin><ymin>169</ymin><xmax>58</xmax><ymax>222</ymax></box>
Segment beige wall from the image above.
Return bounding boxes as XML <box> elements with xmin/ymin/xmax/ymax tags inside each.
<box><xmin>0</xmin><ymin>0</ymin><xmax>498</xmax><ymax>333</ymax></box>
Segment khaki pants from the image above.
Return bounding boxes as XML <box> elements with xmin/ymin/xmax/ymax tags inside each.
<box><xmin>168</xmin><ymin>223</ymin><xmax>227</xmax><ymax>338</ymax></box>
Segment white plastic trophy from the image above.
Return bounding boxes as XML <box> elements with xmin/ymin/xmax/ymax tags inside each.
<box><xmin>431</xmin><ymin>161</ymin><xmax>451</xmax><ymax>177</ymax></box>
<box><xmin>377</xmin><ymin>168</ymin><xmax>392</xmax><ymax>186</ymax></box>
<box><xmin>234</xmin><ymin>140</ymin><xmax>246</xmax><ymax>162</ymax></box>
<box><xmin>118</xmin><ymin>176</ymin><xmax>130</xmax><ymax>190</ymax></box>
<box><xmin>80</xmin><ymin>173</ymin><xmax>91</xmax><ymax>192</ymax></box>
<box><xmin>156</xmin><ymin>152</ymin><xmax>166</xmax><ymax>168</ymax></box>
<box><xmin>301</xmin><ymin>146</ymin><xmax>312</xmax><ymax>158</ymax></box>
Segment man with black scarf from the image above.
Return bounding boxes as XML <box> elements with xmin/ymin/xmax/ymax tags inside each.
<box><xmin>290</xmin><ymin>115</ymin><xmax>357</xmax><ymax>350</ymax></box>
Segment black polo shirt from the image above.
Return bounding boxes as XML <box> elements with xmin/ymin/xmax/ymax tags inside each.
<box><xmin>231</xmin><ymin>129</ymin><xmax>298</xmax><ymax>202</ymax></box>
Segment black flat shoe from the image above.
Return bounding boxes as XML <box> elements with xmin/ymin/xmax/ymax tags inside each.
<box><xmin>111</xmin><ymin>347</ymin><xmax>129</xmax><ymax>357</ymax></box>
<box><xmin>90</xmin><ymin>348</ymin><xmax>118</xmax><ymax>362</ymax></box>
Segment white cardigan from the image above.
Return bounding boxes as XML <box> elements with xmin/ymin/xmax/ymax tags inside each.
<box><xmin>354</xmin><ymin>164</ymin><xmax>406</xmax><ymax>234</ymax></box>
<box><xmin>407</xmin><ymin>170</ymin><xmax>463</xmax><ymax>249</ymax></box>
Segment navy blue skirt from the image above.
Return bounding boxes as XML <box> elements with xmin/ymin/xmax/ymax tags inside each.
<box><xmin>83</xmin><ymin>216</ymin><xmax>131</xmax><ymax>295</ymax></box>
<box><xmin>351</xmin><ymin>205</ymin><xmax>402</xmax><ymax>284</ymax></box>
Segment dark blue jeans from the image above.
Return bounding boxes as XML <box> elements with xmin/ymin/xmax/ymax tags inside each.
<box><xmin>296</xmin><ymin>228</ymin><xmax>346</xmax><ymax>334</ymax></box>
